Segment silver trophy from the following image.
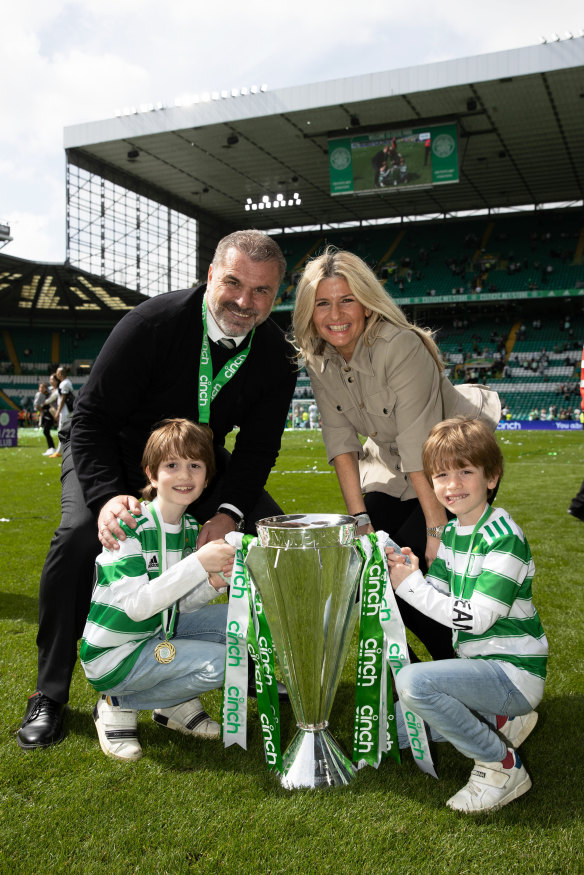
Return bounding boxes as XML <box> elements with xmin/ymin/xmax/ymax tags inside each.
<box><xmin>246</xmin><ymin>513</ymin><xmax>362</xmax><ymax>789</ymax></box>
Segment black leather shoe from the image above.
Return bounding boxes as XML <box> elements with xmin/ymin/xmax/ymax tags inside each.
<box><xmin>17</xmin><ymin>691</ymin><xmax>67</xmax><ymax>749</ymax></box>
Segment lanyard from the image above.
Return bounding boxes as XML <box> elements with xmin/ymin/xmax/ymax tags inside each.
<box><xmin>148</xmin><ymin>501</ymin><xmax>185</xmax><ymax>641</ymax></box>
<box><xmin>452</xmin><ymin>504</ymin><xmax>493</xmax><ymax>601</ymax></box>
<box><xmin>198</xmin><ymin>298</ymin><xmax>254</xmax><ymax>424</ymax></box>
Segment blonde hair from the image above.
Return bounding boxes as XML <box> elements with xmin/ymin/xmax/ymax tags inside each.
<box><xmin>292</xmin><ymin>247</ymin><xmax>443</xmax><ymax>368</ymax></box>
<box><xmin>422</xmin><ymin>416</ymin><xmax>503</xmax><ymax>499</ymax></box>
<box><xmin>141</xmin><ymin>418</ymin><xmax>215</xmax><ymax>502</ymax></box>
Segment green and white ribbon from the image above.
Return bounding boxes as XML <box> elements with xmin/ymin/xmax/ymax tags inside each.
<box><xmin>353</xmin><ymin>534</ymin><xmax>400</xmax><ymax>768</ymax></box>
<box><xmin>221</xmin><ymin>534</ymin><xmax>252</xmax><ymax>749</ymax></box>
<box><xmin>222</xmin><ymin>533</ymin><xmax>282</xmax><ymax>772</ymax></box>
<box><xmin>198</xmin><ymin>299</ymin><xmax>254</xmax><ymax>424</ymax></box>
<box><xmin>376</xmin><ymin>530</ymin><xmax>437</xmax><ymax>779</ymax></box>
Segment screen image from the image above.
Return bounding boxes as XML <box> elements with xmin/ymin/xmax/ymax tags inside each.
<box><xmin>328</xmin><ymin>123</ymin><xmax>459</xmax><ymax>196</ymax></box>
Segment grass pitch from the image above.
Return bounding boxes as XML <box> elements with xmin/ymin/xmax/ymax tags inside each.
<box><xmin>1</xmin><ymin>428</ymin><xmax>583</xmax><ymax>874</ymax></box>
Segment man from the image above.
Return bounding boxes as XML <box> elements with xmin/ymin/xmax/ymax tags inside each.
<box><xmin>17</xmin><ymin>230</ymin><xmax>297</xmax><ymax>749</ymax></box>
<box><xmin>370</xmin><ymin>144</ymin><xmax>389</xmax><ymax>187</ymax></box>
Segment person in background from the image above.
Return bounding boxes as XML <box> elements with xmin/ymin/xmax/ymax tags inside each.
<box><xmin>49</xmin><ymin>365</ymin><xmax>75</xmax><ymax>459</ymax></box>
<box><xmin>33</xmin><ymin>381</ymin><xmax>56</xmax><ymax>456</ymax></box>
<box><xmin>567</xmin><ymin>345</ymin><xmax>584</xmax><ymax>522</ymax></box>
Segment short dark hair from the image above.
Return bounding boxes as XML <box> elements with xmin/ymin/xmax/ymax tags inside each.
<box><xmin>422</xmin><ymin>416</ymin><xmax>503</xmax><ymax>499</ymax></box>
<box><xmin>141</xmin><ymin>418</ymin><xmax>215</xmax><ymax>502</ymax></box>
<box><xmin>212</xmin><ymin>230</ymin><xmax>287</xmax><ymax>282</ymax></box>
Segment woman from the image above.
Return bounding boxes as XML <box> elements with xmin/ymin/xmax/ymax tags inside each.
<box><xmin>293</xmin><ymin>248</ymin><xmax>468</xmax><ymax>661</ymax></box>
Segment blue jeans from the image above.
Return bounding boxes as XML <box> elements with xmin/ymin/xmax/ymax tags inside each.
<box><xmin>105</xmin><ymin>604</ymin><xmax>228</xmax><ymax>710</ymax></box>
<box><xmin>395</xmin><ymin>657</ymin><xmax>533</xmax><ymax>763</ymax></box>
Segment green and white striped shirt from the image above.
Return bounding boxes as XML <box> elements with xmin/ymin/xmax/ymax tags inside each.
<box><xmin>80</xmin><ymin>501</ymin><xmax>220</xmax><ymax>692</ymax></box>
<box><xmin>395</xmin><ymin>504</ymin><xmax>548</xmax><ymax>706</ymax></box>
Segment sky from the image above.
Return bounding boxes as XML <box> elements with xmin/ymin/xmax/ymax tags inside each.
<box><xmin>1</xmin><ymin>0</ymin><xmax>582</xmax><ymax>263</ymax></box>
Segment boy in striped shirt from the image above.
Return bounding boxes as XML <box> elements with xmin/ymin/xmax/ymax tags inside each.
<box><xmin>80</xmin><ymin>419</ymin><xmax>234</xmax><ymax>762</ymax></box>
<box><xmin>386</xmin><ymin>416</ymin><xmax>548</xmax><ymax>813</ymax></box>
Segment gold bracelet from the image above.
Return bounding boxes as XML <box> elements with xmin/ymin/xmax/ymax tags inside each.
<box><xmin>426</xmin><ymin>525</ymin><xmax>445</xmax><ymax>539</ymax></box>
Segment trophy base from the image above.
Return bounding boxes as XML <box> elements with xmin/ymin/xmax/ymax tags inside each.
<box><xmin>280</xmin><ymin>728</ymin><xmax>356</xmax><ymax>790</ymax></box>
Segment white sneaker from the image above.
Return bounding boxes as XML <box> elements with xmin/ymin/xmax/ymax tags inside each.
<box><xmin>93</xmin><ymin>696</ymin><xmax>142</xmax><ymax>761</ymax></box>
<box><xmin>497</xmin><ymin>712</ymin><xmax>538</xmax><ymax>748</ymax></box>
<box><xmin>152</xmin><ymin>697</ymin><xmax>220</xmax><ymax>739</ymax></box>
<box><xmin>42</xmin><ymin>449</ymin><xmax>54</xmax><ymax>456</ymax></box>
<box><xmin>446</xmin><ymin>750</ymin><xmax>532</xmax><ymax>813</ymax></box>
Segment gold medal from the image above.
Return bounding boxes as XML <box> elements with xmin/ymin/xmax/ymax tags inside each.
<box><xmin>154</xmin><ymin>641</ymin><xmax>176</xmax><ymax>664</ymax></box>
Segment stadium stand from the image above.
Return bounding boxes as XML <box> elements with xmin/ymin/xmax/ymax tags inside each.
<box><xmin>3</xmin><ymin>40</ymin><xmax>584</xmax><ymax>423</ymax></box>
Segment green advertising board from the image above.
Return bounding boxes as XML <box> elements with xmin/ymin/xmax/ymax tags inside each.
<box><xmin>328</xmin><ymin>122</ymin><xmax>459</xmax><ymax>195</ymax></box>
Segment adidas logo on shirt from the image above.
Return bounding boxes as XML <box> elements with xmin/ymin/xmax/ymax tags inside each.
<box><xmin>148</xmin><ymin>556</ymin><xmax>159</xmax><ymax>570</ymax></box>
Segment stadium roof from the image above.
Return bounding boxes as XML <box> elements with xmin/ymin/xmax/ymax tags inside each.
<box><xmin>64</xmin><ymin>40</ymin><xmax>584</xmax><ymax>233</ymax></box>
<box><xmin>0</xmin><ymin>252</ymin><xmax>149</xmax><ymax>326</ymax></box>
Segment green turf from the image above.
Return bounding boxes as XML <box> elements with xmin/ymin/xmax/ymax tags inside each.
<box><xmin>1</xmin><ymin>428</ymin><xmax>583</xmax><ymax>873</ymax></box>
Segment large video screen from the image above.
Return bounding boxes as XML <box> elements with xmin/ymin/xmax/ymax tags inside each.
<box><xmin>328</xmin><ymin>122</ymin><xmax>459</xmax><ymax>195</ymax></box>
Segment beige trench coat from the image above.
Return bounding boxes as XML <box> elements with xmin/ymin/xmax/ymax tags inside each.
<box><xmin>306</xmin><ymin>322</ymin><xmax>500</xmax><ymax>501</ymax></box>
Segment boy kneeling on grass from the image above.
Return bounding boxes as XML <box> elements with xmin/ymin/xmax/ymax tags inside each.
<box><xmin>80</xmin><ymin>419</ymin><xmax>235</xmax><ymax>762</ymax></box>
<box><xmin>386</xmin><ymin>416</ymin><xmax>548</xmax><ymax>813</ymax></box>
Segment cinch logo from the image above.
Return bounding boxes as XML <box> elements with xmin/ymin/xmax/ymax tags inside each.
<box><xmin>231</xmin><ymin>562</ymin><xmax>247</xmax><ymax>599</ymax></box>
<box><xmin>260</xmin><ymin>712</ymin><xmax>278</xmax><ymax>765</ymax></box>
<box><xmin>199</xmin><ymin>373</ymin><xmax>210</xmax><ymax>404</ymax></box>
<box><xmin>405</xmin><ymin>710</ymin><xmax>425</xmax><ymax>760</ymax></box>
<box><xmin>379</xmin><ymin>601</ymin><xmax>391</xmax><ymax>622</ymax></box>
<box><xmin>224</xmin><ymin>354</ymin><xmax>246</xmax><ymax>378</ymax></box>
<box><xmin>225</xmin><ymin>685</ymin><xmax>244</xmax><ymax>734</ymax></box>
<box><xmin>247</xmin><ymin>642</ymin><xmax>264</xmax><ymax>695</ymax></box>
<box><xmin>227</xmin><ymin>621</ymin><xmax>245</xmax><ymax>667</ymax></box>
<box><xmin>200</xmin><ymin>345</ymin><xmax>210</xmax><ymax>366</ymax></box>
<box><xmin>258</xmin><ymin>635</ymin><xmax>273</xmax><ymax>685</ymax></box>
<box><xmin>388</xmin><ymin>641</ymin><xmax>406</xmax><ymax>675</ymax></box>
<box><xmin>364</xmin><ymin>563</ymin><xmax>383</xmax><ymax>616</ymax></box>
<box><xmin>354</xmin><ymin>703</ymin><xmax>378</xmax><ymax>754</ymax></box>
<box><xmin>357</xmin><ymin>637</ymin><xmax>380</xmax><ymax>687</ymax></box>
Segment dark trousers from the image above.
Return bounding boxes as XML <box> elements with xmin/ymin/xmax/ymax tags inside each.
<box><xmin>42</xmin><ymin>419</ymin><xmax>55</xmax><ymax>450</ymax></box>
<box><xmin>569</xmin><ymin>478</ymin><xmax>584</xmax><ymax>518</ymax></box>
<box><xmin>35</xmin><ymin>443</ymin><xmax>283</xmax><ymax>703</ymax></box>
<box><xmin>364</xmin><ymin>491</ymin><xmax>455</xmax><ymax>662</ymax></box>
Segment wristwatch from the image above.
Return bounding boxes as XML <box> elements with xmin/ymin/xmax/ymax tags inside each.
<box><xmin>216</xmin><ymin>506</ymin><xmax>244</xmax><ymax>532</ymax></box>
<box><xmin>426</xmin><ymin>525</ymin><xmax>446</xmax><ymax>539</ymax></box>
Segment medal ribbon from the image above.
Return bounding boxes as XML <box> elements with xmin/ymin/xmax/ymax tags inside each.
<box><xmin>376</xmin><ymin>530</ymin><xmax>437</xmax><ymax>778</ymax></box>
<box><xmin>353</xmin><ymin>534</ymin><xmax>399</xmax><ymax>767</ymax></box>
<box><xmin>451</xmin><ymin>504</ymin><xmax>493</xmax><ymax>651</ymax></box>
<box><xmin>198</xmin><ymin>299</ymin><xmax>254</xmax><ymax>424</ymax></box>
<box><xmin>149</xmin><ymin>501</ymin><xmax>186</xmax><ymax>642</ymax></box>
<box><xmin>222</xmin><ymin>533</ymin><xmax>282</xmax><ymax>771</ymax></box>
